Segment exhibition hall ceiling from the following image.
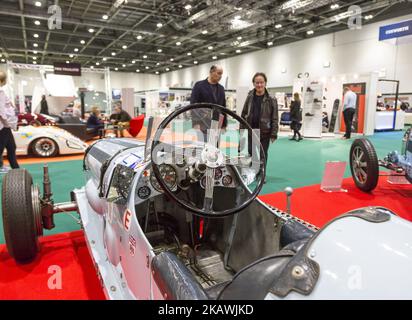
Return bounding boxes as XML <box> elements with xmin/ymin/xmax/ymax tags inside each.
<box><xmin>0</xmin><ymin>0</ymin><xmax>411</xmax><ymax>74</ymax></box>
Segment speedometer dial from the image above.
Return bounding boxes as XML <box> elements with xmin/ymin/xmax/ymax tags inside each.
<box><xmin>150</xmin><ymin>164</ymin><xmax>178</xmax><ymax>192</ymax></box>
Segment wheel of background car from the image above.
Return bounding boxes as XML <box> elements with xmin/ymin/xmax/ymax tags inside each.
<box><xmin>31</xmin><ymin>137</ymin><xmax>58</xmax><ymax>157</ymax></box>
<box><xmin>350</xmin><ymin>139</ymin><xmax>379</xmax><ymax>192</ymax></box>
<box><xmin>1</xmin><ymin>169</ymin><xmax>42</xmax><ymax>263</ymax></box>
<box><xmin>151</xmin><ymin>102</ymin><xmax>266</xmax><ymax>218</ymax></box>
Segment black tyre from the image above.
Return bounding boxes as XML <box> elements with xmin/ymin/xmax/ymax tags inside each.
<box><xmin>2</xmin><ymin>169</ymin><xmax>42</xmax><ymax>263</ymax></box>
<box><xmin>31</xmin><ymin>137</ymin><xmax>58</xmax><ymax>157</ymax></box>
<box><xmin>350</xmin><ymin>139</ymin><xmax>379</xmax><ymax>192</ymax></box>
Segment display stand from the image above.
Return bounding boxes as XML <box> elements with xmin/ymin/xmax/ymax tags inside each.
<box><xmin>302</xmin><ymin>82</ymin><xmax>323</xmax><ymax>138</ymax></box>
<box><xmin>320</xmin><ymin>161</ymin><xmax>348</xmax><ymax>192</ymax></box>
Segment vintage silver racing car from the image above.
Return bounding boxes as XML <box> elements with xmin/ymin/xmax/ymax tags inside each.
<box><xmin>2</xmin><ymin>103</ymin><xmax>412</xmax><ymax>299</ymax></box>
<box><xmin>350</xmin><ymin>128</ymin><xmax>412</xmax><ymax>191</ymax></box>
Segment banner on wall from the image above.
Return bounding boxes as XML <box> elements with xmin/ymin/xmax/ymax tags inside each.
<box><xmin>53</xmin><ymin>62</ymin><xmax>81</xmax><ymax>76</ymax></box>
<box><xmin>340</xmin><ymin>83</ymin><xmax>366</xmax><ymax>134</ymax></box>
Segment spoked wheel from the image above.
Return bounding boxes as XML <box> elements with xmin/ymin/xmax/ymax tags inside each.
<box><xmin>350</xmin><ymin>139</ymin><xmax>379</xmax><ymax>192</ymax></box>
<box><xmin>2</xmin><ymin>169</ymin><xmax>43</xmax><ymax>263</ymax></box>
<box><xmin>31</xmin><ymin>138</ymin><xmax>58</xmax><ymax>157</ymax></box>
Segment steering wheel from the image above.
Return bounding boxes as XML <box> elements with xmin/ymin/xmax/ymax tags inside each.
<box><xmin>151</xmin><ymin>103</ymin><xmax>266</xmax><ymax>218</ymax></box>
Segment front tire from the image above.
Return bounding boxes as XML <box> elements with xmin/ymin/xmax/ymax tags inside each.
<box><xmin>31</xmin><ymin>137</ymin><xmax>58</xmax><ymax>157</ymax></box>
<box><xmin>350</xmin><ymin>139</ymin><xmax>379</xmax><ymax>192</ymax></box>
<box><xmin>2</xmin><ymin>169</ymin><xmax>42</xmax><ymax>263</ymax></box>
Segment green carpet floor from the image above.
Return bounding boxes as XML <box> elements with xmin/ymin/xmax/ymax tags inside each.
<box><xmin>0</xmin><ymin>130</ymin><xmax>405</xmax><ymax>244</ymax></box>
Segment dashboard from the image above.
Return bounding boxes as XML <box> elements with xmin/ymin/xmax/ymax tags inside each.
<box><xmin>134</xmin><ymin>163</ymin><xmax>238</xmax><ymax>203</ymax></box>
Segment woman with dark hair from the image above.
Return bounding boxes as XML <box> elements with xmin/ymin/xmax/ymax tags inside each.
<box><xmin>290</xmin><ymin>92</ymin><xmax>302</xmax><ymax>141</ymax></box>
<box><xmin>241</xmin><ymin>72</ymin><xmax>278</xmax><ymax>181</ymax></box>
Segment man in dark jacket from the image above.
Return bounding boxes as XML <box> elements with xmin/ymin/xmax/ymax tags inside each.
<box><xmin>110</xmin><ymin>104</ymin><xmax>132</xmax><ymax>137</ymax></box>
<box><xmin>190</xmin><ymin>65</ymin><xmax>227</xmax><ymax>139</ymax></box>
<box><xmin>40</xmin><ymin>95</ymin><xmax>49</xmax><ymax>115</ymax></box>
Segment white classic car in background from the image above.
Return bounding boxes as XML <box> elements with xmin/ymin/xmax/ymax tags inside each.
<box><xmin>13</xmin><ymin>125</ymin><xmax>88</xmax><ymax>157</ymax></box>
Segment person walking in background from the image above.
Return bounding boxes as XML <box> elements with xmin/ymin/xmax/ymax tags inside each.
<box><xmin>40</xmin><ymin>95</ymin><xmax>49</xmax><ymax>115</ymax></box>
<box><xmin>190</xmin><ymin>65</ymin><xmax>227</xmax><ymax>140</ymax></box>
<box><xmin>87</xmin><ymin>106</ymin><xmax>104</xmax><ymax>139</ymax></box>
<box><xmin>290</xmin><ymin>92</ymin><xmax>302</xmax><ymax>141</ymax></box>
<box><xmin>0</xmin><ymin>71</ymin><xmax>20</xmax><ymax>171</ymax></box>
<box><xmin>342</xmin><ymin>87</ymin><xmax>357</xmax><ymax>139</ymax></box>
<box><xmin>241</xmin><ymin>72</ymin><xmax>278</xmax><ymax>181</ymax></box>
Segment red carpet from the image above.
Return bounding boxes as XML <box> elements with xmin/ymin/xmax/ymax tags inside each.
<box><xmin>1</xmin><ymin>176</ymin><xmax>411</xmax><ymax>299</ymax></box>
<box><xmin>0</xmin><ymin>230</ymin><xmax>105</xmax><ymax>300</ymax></box>
<box><xmin>259</xmin><ymin>176</ymin><xmax>412</xmax><ymax>228</ymax></box>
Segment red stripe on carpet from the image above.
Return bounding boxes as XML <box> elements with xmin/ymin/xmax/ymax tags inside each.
<box><xmin>259</xmin><ymin>176</ymin><xmax>412</xmax><ymax>228</ymax></box>
<box><xmin>0</xmin><ymin>230</ymin><xmax>105</xmax><ymax>300</ymax></box>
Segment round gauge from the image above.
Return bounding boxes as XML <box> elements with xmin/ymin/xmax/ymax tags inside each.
<box><xmin>222</xmin><ymin>175</ymin><xmax>233</xmax><ymax>186</ymax></box>
<box><xmin>214</xmin><ymin>168</ymin><xmax>223</xmax><ymax>180</ymax></box>
<box><xmin>150</xmin><ymin>164</ymin><xmax>178</xmax><ymax>192</ymax></box>
<box><xmin>137</xmin><ymin>186</ymin><xmax>151</xmax><ymax>199</ymax></box>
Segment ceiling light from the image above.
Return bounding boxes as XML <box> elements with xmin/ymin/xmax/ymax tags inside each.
<box><xmin>212</xmin><ymin>56</ymin><xmax>217</xmax><ymax>60</ymax></box>
<box><xmin>156</xmin><ymin>22</ymin><xmax>163</xmax><ymax>28</ymax></box>
<box><xmin>32</xmin><ymin>57</ymin><xmax>37</xmax><ymax>60</ymax></box>
<box><xmin>234</xmin><ymin>15</ymin><xmax>241</xmax><ymax>20</ymax></box>
<box><xmin>365</xmin><ymin>15</ymin><xmax>373</xmax><ymax>20</ymax></box>
<box><xmin>303</xmin><ymin>19</ymin><xmax>310</xmax><ymax>23</ymax></box>
<box><xmin>74</xmin><ymin>48</ymin><xmax>79</xmax><ymax>52</ymax></box>
<box><xmin>330</xmin><ymin>4</ymin><xmax>339</xmax><ymax>10</ymax></box>
<box><xmin>231</xmin><ymin>17</ymin><xmax>253</xmax><ymax>30</ymax></box>
<box><xmin>103</xmin><ymin>57</ymin><xmax>107</xmax><ymax>61</ymax></box>
<box><xmin>156</xmin><ymin>71</ymin><xmax>159</xmax><ymax>74</ymax></box>
<box><xmin>307</xmin><ymin>30</ymin><xmax>314</xmax><ymax>35</ymax></box>
<box><xmin>33</xmin><ymin>43</ymin><xmax>38</xmax><ymax>47</ymax></box>
<box><xmin>136</xmin><ymin>35</ymin><xmax>142</xmax><ymax>40</ymax></box>
<box><xmin>96</xmin><ymin>62</ymin><xmax>100</xmax><ymax>65</ymax></box>
<box><xmin>143</xmin><ymin>55</ymin><xmax>147</xmax><ymax>59</ymax></box>
<box><xmin>131</xmin><ymin>60</ymin><xmax>135</xmax><ymax>64</ymax></box>
<box><xmin>111</xmin><ymin>52</ymin><xmax>116</xmax><ymax>56</ymax></box>
<box><xmin>66</xmin><ymin>60</ymin><xmax>70</xmax><ymax>64</ymax></box>
<box><xmin>102</xmin><ymin>14</ymin><xmax>109</xmax><ymax>20</ymax></box>
<box><xmin>115</xmin><ymin>67</ymin><xmax>118</xmax><ymax>71</ymax></box>
<box><xmin>275</xmin><ymin>24</ymin><xmax>282</xmax><ymax>29</ymax></box>
<box><xmin>235</xmin><ymin>7</ymin><xmax>242</xmax><ymax>11</ymax></box>
<box><xmin>176</xmin><ymin>41</ymin><xmax>181</xmax><ymax>46</ymax></box>
<box><xmin>208</xmin><ymin>46</ymin><xmax>213</xmax><ymax>50</ymax></box>
<box><xmin>184</xmin><ymin>4</ymin><xmax>192</xmax><ymax>10</ymax></box>
<box><xmin>35</xmin><ymin>1</ymin><xmax>42</xmax><ymax>7</ymax></box>
<box><xmin>156</xmin><ymin>62</ymin><xmax>160</xmax><ymax>66</ymax></box>
<box><xmin>145</xmin><ymin>66</ymin><xmax>150</xmax><ymax>69</ymax></box>
<box><xmin>122</xmin><ymin>45</ymin><xmax>127</xmax><ymax>49</ymax></box>
<box><xmin>178</xmin><ymin>65</ymin><xmax>183</xmax><ymax>68</ymax></box>
<box><xmin>165</xmin><ymin>68</ymin><xmax>170</xmax><ymax>71</ymax></box>
<box><xmin>1</xmin><ymin>59</ymin><xmax>5</xmax><ymax>62</ymax></box>
<box><xmin>33</xmin><ymin>33</ymin><xmax>39</xmax><ymax>38</ymax></box>
<box><xmin>267</xmin><ymin>41</ymin><xmax>274</xmax><ymax>46</ymax></box>
<box><xmin>34</xmin><ymin>20</ymin><xmax>40</xmax><ymax>25</ymax></box>
<box><xmin>281</xmin><ymin>0</ymin><xmax>313</xmax><ymax>10</ymax></box>
<box><xmin>187</xmin><ymin>52</ymin><xmax>192</xmax><ymax>56</ymax></box>
<box><xmin>33</xmin><ymin>50</ymin><xmax>37</xmax><ymax>54</ymax></box>
<box><xmin>220</xmin><ymin>52</ymin><xmax>225</xmax><ymax>55</ymax></box>
<box><xmin>157</xmin><ymin>49</ymin><xmax>162</xmax><ymax>53</ymax></box>
<box><xmin>202</xmin><ymin>30</ymin><xmax>208</xmax><ymax>35</ymax></box>
<box><xmin>69</xmin><ymin>54</ymin><xmax>74</xmax><ymax>58</ymax></box>
<box><xmin>236</xmin><ymin>49</ymin><xmax>241</xmax><ymax>53</ymax></box>
<box><xmin>88</xmin><ymin>28</ymin><xmax>95</xmax><ymax>33</ymax></box>
<box><xmin>80</xmin><ymin>40</ymin><xmax>85</xmax><ymax>44</ymax></box>
<box><xmin>122</xmin><ymin>64</ymin><xmax>126</xmax><ymax>67</ymax></box>
<box><xmin>33</xmin><ymin>61</ymin><xmax>37</xmax><ymax>64</ymax></box>
<box><xmin>237</xmin><ymin>36</ymin><xmax>242</xmax><ymax>40</ymax></box>
<box><xmin>136</xmin><ymin>69</ymin><xmax>140</xmax><ymax>72</ymax></box>
<box><xmin>194</xmin><ymin>61</ymin><xmax>198</xmax><ymax>64</ymax></box>
<box><xmin>170</xmin><ymin>58</ymin><xmax>174</xmax><ymax>62</ymax></box>
<box><xmin>90</xmin><ymin>66</ymin><xmax>94</xmax><ymax>69</ymax></box>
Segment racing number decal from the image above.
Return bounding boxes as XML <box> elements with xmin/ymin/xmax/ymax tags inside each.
<box><xmin>123</xmin><ymin>209</ymin><xmax>132</xmax><ymax>232</ymax></box>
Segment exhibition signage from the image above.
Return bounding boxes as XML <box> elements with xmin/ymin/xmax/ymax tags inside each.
<box><xmin>379</xmin><ymin>20</ymin><xmax>412</xmax><ymax>41</ymax></box>
<box><xmin>53</xmin><ymin>62</ymin><xmax>82</xmax><ymax>76</ymax></box>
